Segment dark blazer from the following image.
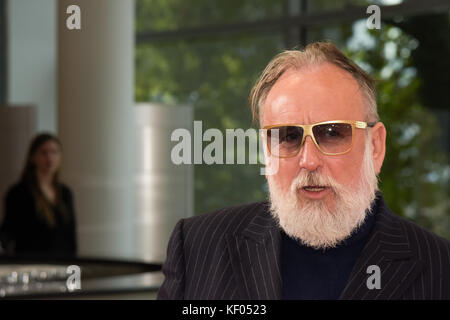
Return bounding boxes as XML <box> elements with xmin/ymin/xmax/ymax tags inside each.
<box><xmin>0</xmin><ymin>182</ymin><xmax>77</xmax><ymax>256</ymax></box>
<box><xmin>158</xmin><ymin>194</ymin><xmax>450</xmax><ymax>300</ymax></box>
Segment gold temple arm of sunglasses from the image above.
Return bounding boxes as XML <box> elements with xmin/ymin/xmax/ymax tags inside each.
<box><xmin>355</xmin><ymin>121</ymin><xmax>377</xmax><ymax>129</ymax></box>
<box><xmin>263</xmin><ymin>120</ymin><xmax>378</xmax><ymax>130</ymax></box>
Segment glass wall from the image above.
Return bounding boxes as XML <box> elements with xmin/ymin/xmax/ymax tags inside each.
<box><xmin>135</xmin><ymin>0</ymin><xmax>449</xmax><ymax>238</ymax></box>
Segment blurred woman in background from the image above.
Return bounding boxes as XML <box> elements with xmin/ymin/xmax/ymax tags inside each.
<box><xmin>0</xmin><ymin>133</ymin><xmax>77</xmax><ymax>256</ymax></box>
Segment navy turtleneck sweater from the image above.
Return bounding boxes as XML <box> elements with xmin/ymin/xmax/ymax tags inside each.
<box><xmin>281</xmin><ymin>209</ymin><xmax>376</xmax><ymax>300</ymax></box>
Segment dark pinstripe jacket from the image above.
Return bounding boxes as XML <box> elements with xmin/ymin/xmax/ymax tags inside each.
<box><xmin>157</xmin><ymin>195</ymin><xmax>450</xmax><ymax>300</ymax></box>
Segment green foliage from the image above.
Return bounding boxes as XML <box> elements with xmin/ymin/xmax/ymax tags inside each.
<box><xmin>345</xmin><ymin>24</ymin><xmax>449</xmax><ymax>238</ymax></box>
<box><xmin>136</xmin><ymin>0</ymin><xmax>283</xmax><ymax>32</ymax></box>
<box><xmin>135</xmin><ymin>1</ymin><xmax>449</xmax><ymax>238</ymax></box>
<box><xmin>135</xmin><ymin>30</ymin><xmax>283</xmax><ymax>214</ymax></box>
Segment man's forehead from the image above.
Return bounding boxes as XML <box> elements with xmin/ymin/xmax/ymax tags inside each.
<box><xmin>262</xmin><ymin>63</ymin><xmax>366</xmax><ymax>125</ymax></box>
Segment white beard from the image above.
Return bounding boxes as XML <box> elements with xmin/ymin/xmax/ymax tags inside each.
<box><xmin>267</xmin><ymin>136</ymin><xmax>379</xmax><ymax>249</ymax></box>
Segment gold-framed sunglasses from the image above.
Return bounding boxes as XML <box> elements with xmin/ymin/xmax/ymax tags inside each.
<box><xmin>263</xmin><ymin>120</ymin><xmax>377</xmax><ymax>158</ymax></box>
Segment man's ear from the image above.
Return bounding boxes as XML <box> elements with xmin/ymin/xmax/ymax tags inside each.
<box><xmin>371</xmin><ymin>122</ymin><xmax>386</xmax><ymax>174</ymax></box>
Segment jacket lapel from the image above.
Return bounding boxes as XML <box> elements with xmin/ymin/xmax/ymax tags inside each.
<box><xmin>226</xmin><ymin>206</ymin><xmax>282</xmax><ymax>299</ymax></box>
<box><xmin>340</xmin><ymin>197</ymin><xmax>424</xmax><ymax>299</ymax></box>
<box><xmin>225</xmin><ymin>196</ymin><xmax>424</xmax><ymax>300</ymax></box>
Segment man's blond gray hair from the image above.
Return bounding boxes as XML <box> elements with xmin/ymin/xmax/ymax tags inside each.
<box><xmin>249</xmin><ymin>41</ymin><xmax>379</xmax><ymax>124</ymax></box>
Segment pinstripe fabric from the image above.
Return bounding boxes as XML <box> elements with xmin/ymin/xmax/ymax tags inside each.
<box><xmin>157</xmin><ymin>195</ymin><xmax>450</xmax><ymax>300</ymax></box>
<box><xmin>339</xmin><ymin>196</ymin><xmax>450</xmax><ymax>300</ymax></box>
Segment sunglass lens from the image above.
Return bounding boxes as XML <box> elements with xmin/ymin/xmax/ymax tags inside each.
<box><xmin>313</xmin><ymin>123</ymin><xmax>352</xmax><ymax>154</ymax></box>
<box><xmin>267</xmin><ymin>126</ymin><xmax>303</xmax><ymax>157</ymax></box>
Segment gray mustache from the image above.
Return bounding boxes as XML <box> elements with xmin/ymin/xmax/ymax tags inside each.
<box><xmin>291</xmin><ymin>172</ymin><xmax>338</xmax><ymax>190</ymax></box>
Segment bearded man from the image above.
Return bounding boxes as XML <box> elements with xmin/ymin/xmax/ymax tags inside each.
<box><xmin>157</xmin><ymin>41</ymin><xmax>450</xmax><ymax>300</ymax></box>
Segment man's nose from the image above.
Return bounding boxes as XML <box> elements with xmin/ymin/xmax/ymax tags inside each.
<box><xmin>298</xmin><ymin>135</ymin><xmax>322</xmax><ymax>171</ymax></box>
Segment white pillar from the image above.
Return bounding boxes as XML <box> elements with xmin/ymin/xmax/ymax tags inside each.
<box><xmin>58</xmin><ymin>0</ymin><xmax>135</xmax><ymax>259</ymax></box>
<box><xmin>133</xmin><ymin>103</ymin><xmax>194</xmax><ymax>262</ymax></box>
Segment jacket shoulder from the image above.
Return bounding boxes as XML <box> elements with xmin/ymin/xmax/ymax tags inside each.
<box><xmin>4</xmin><ymin>182</ymin><xmax>31</xmax><ymax>201</ymax></box>
<box><xmin>181</xmin><ymin>201</ymin><xmax>269</xmax><ymax>243</ymax></box>
<box><xmin>388</xmin><ymin>211</ymin><xmax>450</xmax><ymax>262</ymax></box>
<box><xmin>59</xmin><ymin>183</ymin><xmax>74</xmax><ymax>202</ymax></box>
<box><xmin>59</xmin><ymin>183</ymin><xmax>73</xmax><ymax>195</ymax></box>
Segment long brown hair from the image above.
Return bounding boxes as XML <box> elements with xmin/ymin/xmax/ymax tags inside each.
<box><xmin>20</xmin><ymin>133</ymin><xmax>69</xmax><ymax>227</ymax></box>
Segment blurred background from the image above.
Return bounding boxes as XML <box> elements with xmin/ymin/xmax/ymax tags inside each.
<box><xmin>0</xmin><ymin>0</ymin><xmax>448</xmax><ymax>298</ymax></box>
